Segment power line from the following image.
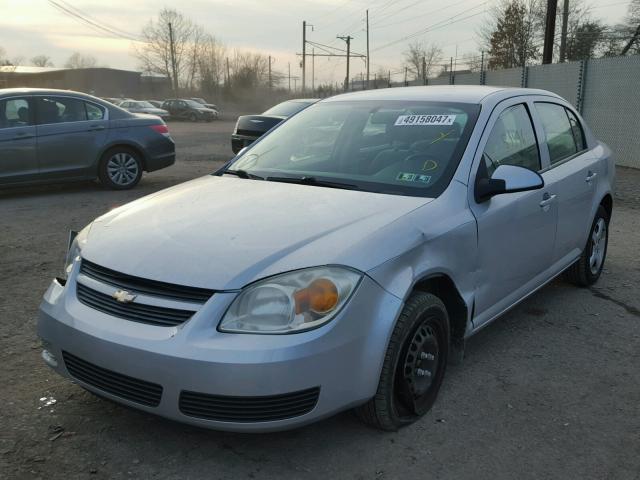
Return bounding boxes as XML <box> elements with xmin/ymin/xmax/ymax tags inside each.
<box><xmin>372</xmin><ymin>6</ymin><xmax>489</xmax><ymax>52</ymax></box>
<box><xmin>47</xmin><ymin>0</ymin><xmax>142</xmax><ymax>42</ymax></box>
<box><xmin>56</xmin><ymin>0</ymin><xmax>141</xmax><ymax>40</ymax></box>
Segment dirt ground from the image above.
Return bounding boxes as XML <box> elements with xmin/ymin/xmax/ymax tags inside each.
<box><xmin>1</xmin><ymin>119</ymin><xmax>639</xmax><ymax>480</ymax></box>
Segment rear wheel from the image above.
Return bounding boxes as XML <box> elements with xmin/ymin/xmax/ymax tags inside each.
<box><xmin>565</xmin><ymin>205</ymin><xmax>609</xmax><ymax>286</ymax></box>
<box><xmin>189</xmin><ymin>112</ymin><xmax>198</xmax><ymax>122</ymax></box>
<box><xmin>355</xmin><ymin>292</ymin><xmax>449</xmax><ymax>431</ymax></box>
<box><xmin>98</xmin><ymin>147</ymin><xmax>143</xmax><ymax>190</ymax></box>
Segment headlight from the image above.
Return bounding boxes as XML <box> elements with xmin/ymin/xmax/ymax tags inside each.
<box><xmin>219</xmin><ymin>267</ymin><xmax>362</xmax><ymax>334</ymax></box>
<box><xmin>63</xmin><ymin>224</ymin><xmax>91</xmax><ymax>279</ymax></box>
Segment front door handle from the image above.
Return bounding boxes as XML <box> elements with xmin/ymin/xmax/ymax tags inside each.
<box><xmin>539</xmin><ymin>193</ymin><xmax>557</xmax><ymax>209</ymax></box>
<box><xmin>88</xmin><ymin>124</ymin><xmax>106</xmax><ymax>131</ymax></box>
<box><xmin>12</xmin><ymin>132</ymin><xmax>34</xmax><ymax>140</ymax></box>
<box><xmin>585</xmin><ymin>171</ymin><xmax>597</xmax><ymax>183</ymax></box>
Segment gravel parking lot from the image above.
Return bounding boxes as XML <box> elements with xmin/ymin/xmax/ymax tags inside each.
<box><xmin>1</xmin><ymin>118</ymin><xmax>639</xmax><ymax>480</ymax></box>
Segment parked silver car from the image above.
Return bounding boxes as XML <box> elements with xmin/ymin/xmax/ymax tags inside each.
<box><xmin>117</xmin><ymin>100</ymin><xmax>170</xmax><ymax>119</ymax></box>
<box><xmin>38</xmin><ymin>86</ymin><xmax>613</xmax><ymax>432</ymax></box>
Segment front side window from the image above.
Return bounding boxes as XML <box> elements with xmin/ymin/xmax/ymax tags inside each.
<box><xmin>535</xmin><ymin>102</ymin><xmax>578</xmax><ymax>164</ymax></box>
<box><xmin>0</xmin><ymin>97</ymin><xmax>31</xmax><ymax>129</ymax></box>
<box><xmin>482</xmin><ymin>104</ymin><xmax>540</xmax><ymax>175</ymax></box>
<box><xmin>36</xmin><ymin>96</ymin><xmax>87</xmax><ymax>124</ymax></box>
<box><xmin>229</xmin><ymin>100</ymin><xmax>480</xmax><ymax>198</ymax></box>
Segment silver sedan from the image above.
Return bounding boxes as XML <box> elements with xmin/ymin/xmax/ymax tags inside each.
<box><xmin>38</xmin><ymin>86</ymin><xmax>614</xmax><ymax>432</ymax></box>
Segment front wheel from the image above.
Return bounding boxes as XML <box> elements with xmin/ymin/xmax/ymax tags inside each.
<box><xmin>98</xmin><ymin>148</ymin><xmax>143</xmax><ymax>190</ymax></box>
<box><xmin>565</xmin><ymin>205</ymin><xmax>610</xmax><ymax>286</ymax></box>
<box><xmin>189</xmin><ymin>112</ymin><xmax>199</xmax><ymax>122</ymax></box>
<box><xmin>355</xmin><ymin>292</ymin><xmax>449</xmax><ymax>431</ymax></box>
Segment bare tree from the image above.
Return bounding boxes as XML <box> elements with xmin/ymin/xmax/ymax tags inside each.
<box><xmin>621</xmin><ymin>0</ymin><xmax>640</xmax><ymax>55</ymax></box>
<box><xmin>403</xmin><ymin>41</ymin><xmax>442</xmax><ymax>81</ymax></box>
<box><xmin>31</xmin><ymin>55</ymin><xmax>54</xmax><ymax>67</ymax></box>
<box><xmin>460</xmin><ymin>52</ymin><xmax>485</xmax><ymax>72</ymax></box>
<box><xmin>64</xmin><ymin>52</ymin><xmax>97</xmax><ymax>69</ymax></box>
<box><xmin>229</xmin><ymin>50</ymin><xmax>269</xmax><ymax>90</ymax></box>
<box><xmin>185</xmin><ymin>24</ymin><xmax>206</xmax><ymax>92</ymax></box>
<box><xmin>135</xmin><ymin>8</ymin><xmax>194</xmax><ymax>93</ymax></box>
<box><xmin>198</xmin><ymin>34</ymin><xmax>226</xmax><ymax>96</ymax></box>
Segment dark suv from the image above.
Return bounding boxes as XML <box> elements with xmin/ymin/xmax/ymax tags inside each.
<box><xmin>0</xmin><ymin>88</ymin><xmax>175</xmax><ymax>190</ymax></box>
<box><xmin>162</xmin><ymin>99</ymin><xmax>218</xmax><ymax>122</ymax></box>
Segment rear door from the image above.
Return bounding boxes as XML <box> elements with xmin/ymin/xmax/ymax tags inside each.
<box><xmin>0</xmin><ymin>96</ymin><xmax>38</xmax><ymax>185</ymax></box>
<box><xmin>35</xmin><ymin>95</ymin><xmax>108</xmax><ymax>180</ymax></box>
<box><xmin>531</xmin><ymin>101</ymin><xmax>599</xmax><ymax>264</ymax></box>
<box><xmin>469</xmin><ymin>99</ymin><xmax>558</xmax><ymax>328</ymax></box>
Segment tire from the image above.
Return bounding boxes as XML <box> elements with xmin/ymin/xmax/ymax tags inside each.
<box><xmin>98</xmin><ymin>147</ymin><xmax>143</xmax><ymax>190</ymax></box>
<box><xmin>355</xmin><ymin>292</ymin><xmax>450</xmax><ymax>431</ymax></box>
<box><xmin>189</xmin><ymin>112</ymin><xmax>199</xmax><ymax>122</ymax></box>
<box><xmin>565</xmin><ymin>205</ymin><xmax>610</xmax><ymax>286</ymax></box>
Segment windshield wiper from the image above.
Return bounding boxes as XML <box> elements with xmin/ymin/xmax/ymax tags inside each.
<box><xmin>266</xmin><ymin>176</ymin><xmax>359</xmax><ymax>191</ymax></box>
<box><xmin>223</xmin><ymin>169</ymin><xmax>264</xmax><ymax>180</ymax></box>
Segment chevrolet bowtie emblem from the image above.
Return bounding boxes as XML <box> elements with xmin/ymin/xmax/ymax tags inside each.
<box><xmin>112</xmin><ymin>289</ymin><xmax>137</xmax><ymax>304</ymax></box>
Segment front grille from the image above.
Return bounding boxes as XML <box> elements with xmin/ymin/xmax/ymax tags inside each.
<box><xmin>179</xmin><ymin>387</ymin><xmax>320</xmax><ymax>423</ymax></box>
<box><xmin>80</xmin><ymin>259</ymin><xmax>214</xmax><ymax>303</ymax></box>
<box><xmin>76</xmin><ymin>283</ymin><xmax>194</xmax><ymax>327</ymax></box>
<box><xmin>62</xmin><ymin>351</ymin><xmax>162</xmax><ymax>407</ymax></box>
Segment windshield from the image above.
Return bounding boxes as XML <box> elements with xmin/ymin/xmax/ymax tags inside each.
<box><xmin>192</xmin><ymin>98</ymin><xmax>206</xmax><ymax>104</ymax></box>
<box><xmin>263</xmin><ymin>101</ymin><xmax>312</xmax><ymax>117</ymax></box>
<box><xmin>229</xmin><ymin>100</ymin><xmax>480</xmax><ymax>197</ymax></box>
<box><xmin>134</xmin><ymin>101</ymin><xmax>154</xmax><ymax>108</ymax></box>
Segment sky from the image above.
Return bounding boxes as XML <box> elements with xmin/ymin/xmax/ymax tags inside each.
<box><xmin>0</xmin><ymin>0</ymin><xmax>632</xmax><ymax>87</ymax></box>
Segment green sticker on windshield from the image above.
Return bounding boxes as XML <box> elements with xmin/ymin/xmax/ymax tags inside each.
<box><xmin>396</xmin><ymin>172</ymin><xmax>432</xmax><ymax>184</ymax></box>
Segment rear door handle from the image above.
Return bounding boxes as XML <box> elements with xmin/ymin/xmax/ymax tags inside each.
<box><xmin>585</xmin><ymin>171</ymin><xmax>597</xmax><ymax>183</ymax></box>
<box><xmin>539</xmin><ymin>193</ymin><xmax>557</xmax><ymax>209</ymax></box>
<box><xmin>88</xmin><ymin>124</ymin><xmax>106</xmax><ymax>131</ymax></box>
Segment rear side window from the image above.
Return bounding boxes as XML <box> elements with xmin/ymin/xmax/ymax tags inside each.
<box><xmin>86</xmin><ymin>102</ymin><xmax>105</xmax><ymax>120</ymax></box>
<box><xmin>565</xmin><ymin>108</ymin><xmax>586</xmax><ymax>151</ymax></box>
<box><xmin>0</xmin><ymin>97</ymin><xmax>32</xmax><ymax>129</ymax></box>
<box><xmin>482</xmin><ymin>104</ymin><xmax>541</xmax><ymax>175</ymax></box>
<box><xmin>36</xmin><ymin>96</ymin><xmax>88</xmax><ymax>124</ymax></box>
<box><xmin>535</xmin><ymin>102</ymin><xmax>578</xmax><ymax>165</ymax></box>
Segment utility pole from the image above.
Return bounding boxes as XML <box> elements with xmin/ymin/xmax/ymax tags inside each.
<box><xmin>288</xmin><ymin>62</ymin><xmax>291</xmax><ymax>92</ymax></box>
<box><xmin>422</xmin><ymin>56</ymin><xmax>426</xmax><ymax>85</ymax></box>
<box><xmin>449</xmin><ymin>57</ymin><xmax>453</xmax><ymax>84</ymax></box>
<box><xmin>542</xmin><ymin>0</ymin><xmax>558</xmax><ymax>64</ymax></box>
<box><xmin>388</xmin><ymin>69</ymin><xmax>391</xmax><ymax>88</ymax></box>
<box><xmin>311</xmin><ymin>48</ymin><xmax>315</xmax><ymax>93</ymax></box>
<box><xmin>366</xmin><ymin>9</ymin><xmax>370</xmax><ymax>89</ymax></box>
<box><xmin>337</xmin><ymin>35</ymin><xmax>352</xmax><ymax>91</ymax></box>
<box><xmin>404</xmin><ymin>66</ymin><xmax>408</xmax><ymax>86</ymax></box>
<box><xmin>225</xmin><ymin>57</ymin><xmax>230</xmax><ymax>88</ymax></box>
<box><xmin>302</xmin><ymin>21</ymin><xmax>306</xmax><ymax>93</ymax></box>
<box><xmin>268</xmin><ymin>55</ymin><xmax>272</xmax><ymax>89</ymax></box>
<box><xmin>168</xmin><ymin>22</ymin><xmax>178</xmax><ymax>95</ymax></box>
<box><xmin>559</xmin><ymin>0</ymin><xmax>569</xmax><ymax>62</ymax></box>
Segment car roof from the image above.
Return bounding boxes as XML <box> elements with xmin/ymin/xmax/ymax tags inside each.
<box><xmin>321</xmin><ymin>85</ymin><xmax>562</xmax><ymax>105</ymax></box>
<box><xmin>0</xmin><ymin>87</ymin><xmax>104</xmax><ymax>99</ymax></box>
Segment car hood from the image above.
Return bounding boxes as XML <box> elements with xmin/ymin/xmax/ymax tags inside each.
<box><xmin>82</xmin><ymin>176</ymin><xmax>432</xmax><ymax>290</ymax></box>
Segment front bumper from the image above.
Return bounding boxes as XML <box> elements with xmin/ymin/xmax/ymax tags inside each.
<box><xmin>37</xmin><ymin>271</ymin><xmax>402</xmax><ymax>432</ymax></box>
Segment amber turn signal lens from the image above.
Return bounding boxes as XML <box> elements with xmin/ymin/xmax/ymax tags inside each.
<box><xmin>294</xmin><ymin>278</ymin><xmax>339</xmax><ymax>315</ymax></box>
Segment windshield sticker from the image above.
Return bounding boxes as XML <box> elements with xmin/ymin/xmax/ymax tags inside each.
<box><xmin>395</xmin><ymin>114</ymin><xmax>456</xmax><ymax>126</ymax></box>
<box><xmin>396</xmin><ymin>172</ymin><xmax>432</xmax><ymax>184</ymax></box>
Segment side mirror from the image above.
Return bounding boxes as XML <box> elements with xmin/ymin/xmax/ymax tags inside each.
<box><xmin>475</xmin><ymin>164</ymin><xmax>544</xmax><ymax>203</ymax></box>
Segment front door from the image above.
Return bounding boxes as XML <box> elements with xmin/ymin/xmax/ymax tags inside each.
<box><xmin>0</xmin><ymin>96</ymin><xmax>37</xmax><ymax>185</ymax></box>
<box><xmin>469</xmin><ymin>100</ymin><xmax>558</xmax><ymax>328</ymax></box>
